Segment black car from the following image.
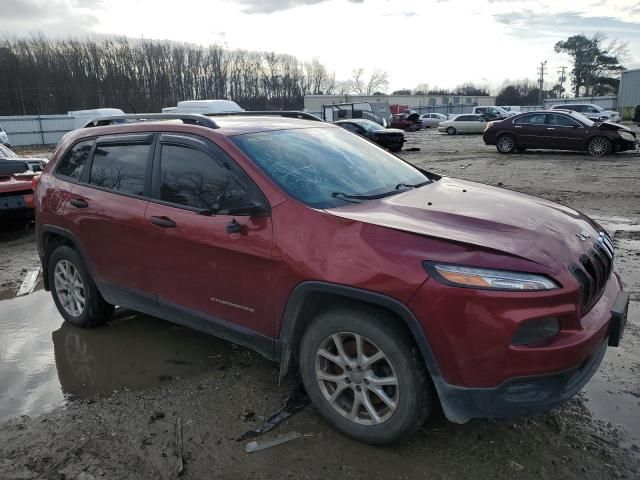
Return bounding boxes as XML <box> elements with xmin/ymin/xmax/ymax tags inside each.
<box><xmin>483</xmin><ymin>110</ymin><xmax>638</xmax><ymax>156</ymax></box>
<box><xmin>334</xmin><ymin>119</ymin><xmax>405</xmax><ymax>152</ymax></box>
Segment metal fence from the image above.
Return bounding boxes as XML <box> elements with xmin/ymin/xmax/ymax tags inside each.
<box><xmin>0</xmin><ymin>115</ymin><xmax>74</xmax><ymax>147</ymax></box>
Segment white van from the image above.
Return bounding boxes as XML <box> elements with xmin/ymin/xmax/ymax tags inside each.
<box><xmin>172</xmin><ymin>100</ymin><xmax>244</xmax><ymax>115</ymax></box>
<box><xmin>68</xmin><ymin>108</ymin><xmax>125</xmax><ymax>129</ymax></box>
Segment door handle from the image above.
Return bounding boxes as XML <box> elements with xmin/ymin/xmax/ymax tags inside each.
<box><xmin>515</xmin><ymin>126</ymin><xmax>522</xmax><ymax>128</ymax></box>
<box><xmin>69</xmin><ymin>198</ymin><xmax>88</xmax><ymax>209</ymax></box>
<box><xmin>546</xmin><ymin>127</ymin><xmax>556</xmax><ymax>130</ymax></box>
<box><xmin>150</xmin><ymin>216</ymin><xmax>177</xmax><ymax>228</ymax></box>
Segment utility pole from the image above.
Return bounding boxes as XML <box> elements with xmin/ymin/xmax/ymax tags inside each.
<box><xmin>557</xmin><ymin>66</ymin><xmax>567</xmax><ymax>98</ymax></box>
<box><xmin>537</xmin><ymin>60</ymin><xmax>547</xmax><ymax>106</ymax></box>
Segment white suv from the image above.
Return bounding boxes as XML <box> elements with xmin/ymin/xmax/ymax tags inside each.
<box><xmin>550</xmin><ymin>104</ymin><xmax>621</xmax><ymax>123</ymax></box>
<box><xmin>0</xmin><ymin>124</ymin><xmax>10</xmax><ymax>147</ymax></box>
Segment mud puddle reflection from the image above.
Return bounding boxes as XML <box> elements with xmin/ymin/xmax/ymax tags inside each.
<box><xmin>0</xmin><ymin>290</ymin><xmax>233</xmax><ymax>421</ymax></box>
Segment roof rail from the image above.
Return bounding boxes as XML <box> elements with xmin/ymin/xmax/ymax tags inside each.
<box><xmin>206</xmin><ymin>111</ymin><xmax>323</xmax><ymax>122</ymax></box>
<box><xmin>83</xmin><ymin>113</ymin><xmax>219</xmax><ymax>129</ymax></box>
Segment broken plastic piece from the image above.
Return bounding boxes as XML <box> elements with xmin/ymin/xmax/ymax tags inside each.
<box><xmin>245</xmin><ymin>432</ymin><xmax>302</xmax><ymax>453</ymax></box>
<box><xmin>237</xmin><ymin>385</ymin><xmax>309</xmax><ymax>442</ymax></box>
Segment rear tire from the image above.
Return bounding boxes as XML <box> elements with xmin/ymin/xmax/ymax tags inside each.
<box><xmin>496</xmin><ymin>134</ymin><xmax>516</xmax><ymax>153</ymax></box>
<box><xmin>446</xmin><ymin>127</ymin><xmax>456</xmax><ymax>135</ymax></box>
<box><xmin>299</xmin><ymin>305</ymin><xmax>435</xmax><ymax>445</ymax></box>
<box><xmin>587</xmin><ymin>136</ymin><xmax>612</xmax><ymax>156</ymax></box>
<box><xmin>48</xmin><ymin>246</ymin><xmax>114</xmax><ymax>328</ymax></box>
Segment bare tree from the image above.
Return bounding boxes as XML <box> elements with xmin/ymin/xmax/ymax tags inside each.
<box><xmin>365</xmin><ymin>69</ymin><xmax>389</xmax><ymax>95</ymax></box>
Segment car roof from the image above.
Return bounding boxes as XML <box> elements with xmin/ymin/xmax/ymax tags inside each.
<box><xmin>70</xmin><ymin>115</ymin><xmax>332</xmax><ymax>140</ymax></box>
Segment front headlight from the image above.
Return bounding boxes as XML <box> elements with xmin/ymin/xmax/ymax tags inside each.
<box><xmin>619</xmin><ymin>131</ymin><xmax>635</xmax><ymax>142</ymax></box>
<box><xmin>424</xmin><ymin>263</ymin><xmax>559</xmax><ymax>291</ymax></box>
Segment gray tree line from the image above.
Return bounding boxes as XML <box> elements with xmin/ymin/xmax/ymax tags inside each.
<box><xmin>0</xmin><ymin>36</ymin><xmax>337</xmax><ymax>115</ymax></box>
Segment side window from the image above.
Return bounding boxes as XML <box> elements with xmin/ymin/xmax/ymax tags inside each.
<box><xmin>89</xmin><ymin>143</ymin><xmax>149</xmax><ymax>196</ymax></box>
<box><xmin>548</xmin><ymin>114</ymin><xmax>579</xmax><ymax>127</ymax></box>
<box><xmin>456</xmin><ymin>115</ymin><xmax>471</xmax><ymax>121</ymax></box>
<box><xmin>476</xmin><ymin>107</ymin><xmax>486</xmax><ymax>113</ymax></box>
<box><xmin>158</xmin><ymin>144</ymin><xmax>250</xmax><ymax>211</ymax></box>
<box><xmin>56</xmin><ymin>140</ymin><xmax>94</xmax><ymax>180</ymax></box>
<box><xmin>514</xmin><ymin>113</ymin><xmax>547</xmax><ymax>125</ymax></box>
<box><xmin>340</xmin><ymin>123</ymin><xmax>360</xmax><ymax>133</ymax></box>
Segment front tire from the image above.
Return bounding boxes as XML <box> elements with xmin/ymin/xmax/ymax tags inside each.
<box><xmin>496</xmin><ymin>134</ymin><xmax>516</xmax><ymax>153</ymax></box>
<box><xmin>49</xmin><ymin>246</ymin><xmax>114</xmax><ymax>328</ymax></box>
<box><xmin>299</xmin><ymin>305</ymin><xmax>435</xmax><ymax>444</ymax></box>
<box><xmin>446</xmin><ymin>127</ymin><xmax>456</xmax><ymax>135</ymax></box>
<box><xmin>587</xmin><ymin>136</ymin><xmax>612</xmax><ymax>156</ymax></box>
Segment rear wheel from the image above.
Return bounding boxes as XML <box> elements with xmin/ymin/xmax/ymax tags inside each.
<box><xmin>446</xmin><ymin>127</ymin><xmax>456</xmax><ymax>135</ymax></box>
<box><xmin>496</xmin><ymin>134</ymin><xmax>516</xmax><ymax>153</ymax></box>
<box><xmin>49</xmin><ymin>246</ymin><xmax>114</xmax><ymax>328</ymax></box>
<box><xmin>587</xmin><ymin>136</ymin><xmax>612</xmax><ymax>156</ymax></box>
<box><xmin>299</xmin><ymin>305</ymin><xmax>435</xmax><ymax>444</ymax></box>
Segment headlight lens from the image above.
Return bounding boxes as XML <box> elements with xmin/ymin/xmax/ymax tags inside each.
<box><xmin>425</xmin><ymin>263</ymin><xmax>559</xmax><ymax>290</ymax></box>
<box><xmin>619</xmin><ymin>131</ymin><xmax>635</xmax><ymax>142</ymax></box>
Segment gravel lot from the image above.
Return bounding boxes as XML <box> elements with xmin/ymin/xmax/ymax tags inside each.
<box><xmin>1</xmin><ymin>131</ymin><xmax>639</xmax><ymax>479</ymax></box>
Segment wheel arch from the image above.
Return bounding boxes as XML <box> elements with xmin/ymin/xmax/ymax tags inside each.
<box><xmin>40</xmin><ymin>225</ymin><xmax>96</xmax><ymax>291</ymax></box>
<box><xmin>276</xmin><ymin>281</ymin><xmax>444</xmax><ymax>387</ymax></box>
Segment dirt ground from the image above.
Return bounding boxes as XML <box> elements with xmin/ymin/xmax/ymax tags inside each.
<box><xmin>1</xmin><ymin>132</ymin><xmax>639</xmax><ymax>479</ymax></box>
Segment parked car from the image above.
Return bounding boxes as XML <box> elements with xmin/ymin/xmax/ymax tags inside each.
<box><xmin>1</xmin><ymin>144</ymin><xmax>48</xmax><ymax>219</ymax></box>
<box><xmin>483</xmin><ymin>110</ymin><xmax>638</xmax><ymax>156</ymax></box>
<box><xmin>35</xmin><ymin>112</ymin><xmax>628</xmax><ymax>445</ymax></box>
<box><xmin>391</xmin><ymin>112</ymin><xmax>422</xmax><ymax>131</ymax></box>
<box><xmin>0</xmin><ymin>123</ymin><xmax>10</xmax><ymax>146</ymax></box>
<box><xmin>550</xmin><ymin>103</ymin><xmax>622</xmax><ymax>123</ymax></box>
<box><xmin>334</xmin><ymin>119</ymin><xmax>405</xmax><ymax>152</ymax></box>
<box><xmin>69</xmin><ymin>108</ymin><xmax>126</xmax><ymax>130</ymax></box>
<box><xmin>438</xmin><ymin>114</ymin><xmax>487</xmax><ymax>134</ymax></box>
<box><xmin>0</xmin><ymin>144</ymin><xmax>48</xmax><ymax>172</ymax></box>
<box><xmin>419</xmin><ymin>113</ymin><xmax>447</xmax><ymax>128</ymax></box>
<box><xmin>471</xmin><ymin>106</ymin><xmax>516</xmax><ymax>120</ymax></box>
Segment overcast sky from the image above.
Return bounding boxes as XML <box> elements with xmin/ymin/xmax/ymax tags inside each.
<box><xmin>3</xmin><ymin>0</ymin><xmax>640</xmax><ymax>92</ymax></box>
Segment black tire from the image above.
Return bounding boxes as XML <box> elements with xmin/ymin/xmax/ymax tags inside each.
<box><xmin>446</xmin><ymin>127</ymin><xmax>456</xmax><ymax>135</ymax></box>
<box><xmin>496</xmin><ymin>133</ymin><xmax>516</xmax><ymax>154</ymax></box>
<box><xmin>299</xmin><ymin>305</ymin><xmax>435</xmax><ymax>445</ymax></box>
<box><xmin>48</xmin><ymin>246</ymin><xmax>114</xmax><ymax>328</ymax></box>
<box><xmin>587</xmin><ymin>136</ymin><xmax>612</xmax><ymax>156</ymax></box>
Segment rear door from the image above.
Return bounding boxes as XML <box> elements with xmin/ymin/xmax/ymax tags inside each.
<box><xmin>512</xmin><ymin>113</ymin><xmax>548</xmax><ymax>147</ymax></box>
<box><xmin>66</xmin><ymin>134</ymin><xmax>153</xmax><ymax>297</ymax></box>
<box><xmin>143</xmin><ymin>133</ymin><xmax>275</xmax><ymax>341</ymax></box>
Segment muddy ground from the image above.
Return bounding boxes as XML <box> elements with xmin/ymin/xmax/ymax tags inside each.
<box><xmin>0</xmin><ymin>133</ymin><xmax>639</xmax><ymax>479</ymax></box>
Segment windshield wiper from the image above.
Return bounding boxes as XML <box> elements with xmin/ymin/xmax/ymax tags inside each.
<box><xmin>395</xmin><ymin>180</ymin><xmax>431</xmax><ymax>190</ymax></box>
<box><xmin>331</xmin><ymin>191</ymin><xmax>399</xmax><ymax>201</ymax></box>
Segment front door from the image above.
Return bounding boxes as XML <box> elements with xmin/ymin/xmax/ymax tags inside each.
<box><xmin>143</xmin><ymin>134</ymin><xmax>275</xmax><ymax>343</ymax></box>
<box><xmin>545</xmin><ymin>113</ymin><xmax>585</xmax><ymax>150</ymax></box>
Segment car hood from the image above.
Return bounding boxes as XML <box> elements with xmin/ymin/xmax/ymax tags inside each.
<box><xmin>597</xmin><ymin>121</ymin><xmax>633</xmax><ymax>134</ymax></box>
<box><xmin>327</xmin><ymin>178</ymin><xmax>602</xmax><ymax>267</ymax></box>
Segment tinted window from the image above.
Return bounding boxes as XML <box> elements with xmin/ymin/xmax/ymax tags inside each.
<box><xmin>158</xmin><ymin>144</ymin><xmax>249</xmax><ymax>211</ymax></box>
<box><xmin>339</xmin><ymin>123</ymin><xmax>361</xmax><ymax>133</ymax></box>
<box><xmin>89</xmin><ymin>143</ymin><xmax>149</xmax><ymax>195</ymax></box>
<box><xmin>231</xmin><ymin>127</ymin><xmax>430</xmax><ymax>209</ymax></box>
<box><xmin>456</xmin><ymin>116</ymin><xmax>471</xmax><ymax>121</ymax></box>
<box><xmin>57</xmin><ymin>140</ymin><xmax>93</xmax><ymax>180</ymax></box>
<box><xmin>514</xmin><ymin>113</ymin><xmax>547</xmax><ymax>125</ymax></box>
<box><xmin>548</xmin><ymin>114</ymin><xmax>579</xmax><ymax>127</ymax></box>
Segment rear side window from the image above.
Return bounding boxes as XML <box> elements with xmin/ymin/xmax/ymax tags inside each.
<box><xmin>158</xmin><ymin>144</ymin><xmax>250</xmax><ymax>211</ymax></box>
<box><xmin>56</xmin><ymin>140</ymin><xmax>93</xmax><ymax>180</ymax></box>
<box><xmin>89</xmin><ymin>143</ymin><xmax>149</xmax><ymax>196</ymax></box>
<box><xmin>548</xmin><ymin>114</ymin><xmax>579</xmax><ymax>127</ymax></box>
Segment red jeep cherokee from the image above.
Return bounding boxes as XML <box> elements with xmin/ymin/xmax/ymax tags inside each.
<box><xmin>35</xmin><ymin>113</ymin><xmax>629</xmax><ymax>444</ymax></box>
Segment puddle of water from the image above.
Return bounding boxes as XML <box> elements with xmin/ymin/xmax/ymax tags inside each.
<box><xmin>0</xmin><ymin>290</ymin><xmax>234</xmax><ymax>421</ymax></box>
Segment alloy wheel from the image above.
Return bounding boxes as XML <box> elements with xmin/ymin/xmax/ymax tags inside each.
<box><xmin>315</xmin><ymin>332</ymin><xmax>399</xmax><ymax>425</ymax></box>
<box><xmin>54</xmin><ymin>259</ymin><xmax>86</xmax><ymax>317</ymax></box>
<box><xmin>588</xmin><ymin>137</ymin><xmax>608</xmax><ymax>156</ymax></box>
<box><xmin>497</xmin><ymin>135</ymin><xmax>514</xmax><ymax>153</ymax></box>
